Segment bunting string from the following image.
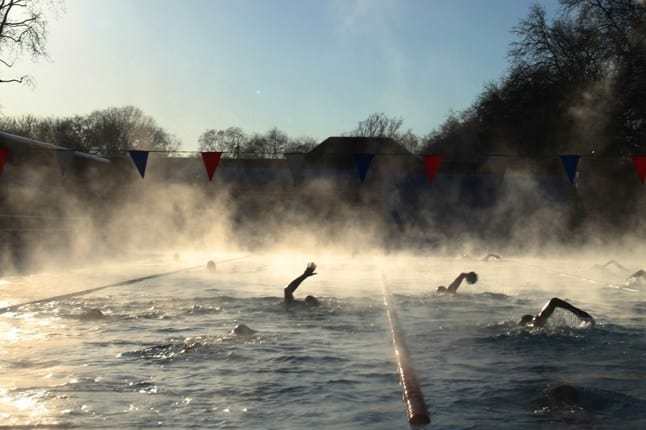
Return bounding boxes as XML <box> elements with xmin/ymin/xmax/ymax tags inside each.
<box><xmin>0</xmin><ymin>143</ymin><xmax>644</xmax><ymax>186</ymax></box>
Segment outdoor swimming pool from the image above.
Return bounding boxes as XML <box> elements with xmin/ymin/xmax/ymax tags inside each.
<box><xmin>1</xmin><ymin>253</ymin><xmax>645</xmax><ymax>429</ymax></box>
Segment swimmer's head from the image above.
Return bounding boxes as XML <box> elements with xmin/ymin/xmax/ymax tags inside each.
<box><xmin>231</xmin><ymin>324</ymin><xmax>256</xmax><ymax>336</ymax></box>
<box><xmin>519</xmin><ymin>314</ymin><xmax>534</xmax><ymax>326</ymax></box>
<box><xmin>547</xmin><ymin>384</ymin><xmax>578</xmax><ymax>406</ymax></box>
<box><xmin>206</xmin><ymin>260</ymin><xmax>216</xmax><ymax>272</ymax></box>
<box><xmin>436</xmin><ymin>286</ymin><xmax>447</xmax><ymax>294</ymax></box>
<box><xmin>466</xmin><ymin>272</ymin><xmax>478</xmax><ymax>284</ymax></box>
<box><xmin>304</xmin><ymin>295</ymin><xmax>320</xmax><ymax>307</ymax></box>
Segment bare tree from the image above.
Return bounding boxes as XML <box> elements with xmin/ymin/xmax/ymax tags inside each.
<box><xmin>398</xmin><ymin>129</ymin><xmax>419</xmax><ymax>153</ymax></box>
<box><xmin>351</xmin><ymin>112</ymin><xmax>404</xmax><ymax>138</ymax></box>
<box><xmin>224</xmin><ymin>127</ymin><xmax>246</xmax><ymax>157</ymax></box>
<box><xmin>198</xmin><ymin>129</ymin><xmax>225</xmax><ymax>152</ymax></box>
<box><xmin>266</xmin><ymin>127</ymin><xmax>288</xmax><ymax>158</ymax></box>
<box><xmin>510</xmin><ymin>4</ymin><xmax>604</xmax><ymax>84</ymax></box>
<box><xmin>0</xmin><ymin>0</ymin><xmax>54</xmax><ymax>85</ymax></box>
<box><xmin>285</xmin><ymin>135</ymin><xmax>318</xmax><ymax>153</ymax></box>
<box><xmin>198</xmin><ymin>127</ymin><xmax>247</xmax><ymax>157</ymax></box>
<box><xmin>82</xmin><ymin>106</ymin><xmax>180</xmax><ymax>156</ymax></box>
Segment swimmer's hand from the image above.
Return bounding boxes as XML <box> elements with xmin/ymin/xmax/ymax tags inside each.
<box><xmin>303</xmin><ymin>262</ymin><xmax>317</xmax><ymax>277</ymax></box>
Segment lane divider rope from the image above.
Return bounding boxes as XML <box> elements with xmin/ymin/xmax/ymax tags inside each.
<box><xmin>0</xmin><ymin>255</ymin><xmax>251</xmax><ymax>314</ymax></box>
<box><xmin>382</xmin><ymin>274</ymin><xmax>431</xmax><ymax>427</ymax></box>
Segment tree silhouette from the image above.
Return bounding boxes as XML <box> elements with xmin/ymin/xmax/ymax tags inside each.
<box><xmin>0</xmin><ymin>0</ymin><xmax>54</xmax><ymax>85</ymax></box>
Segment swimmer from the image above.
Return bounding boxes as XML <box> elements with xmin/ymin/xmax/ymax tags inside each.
<box><xmin>603</xmin><ymin>260</ymin><xmax>630</xmax><ymax>272</ymax></box>
<box><xmin>624</xmin><ymin>269</ymin><xmax>646</xmax><ymax>288</ymax></box>
<box><xmin>592</xmin><ymin>259</ymin><xmax>630</xmax><ymax>273</ymax></box>
<box><xmin>545</xmin><ymin>384</ymin><xmax>579</xmax><ymax>407</ymax></box>
<box><xmin>436</xmin><ymin>271</ymin><xmax>478</xmax><ymax>294</ymax></box>
<box><xmin>231</xmin><ymin>324</ymin><xmax>256</xmax><ymax>336</ymax></box>
<box><xmin>519</xmin><ymin>298</ymin><xmax>594</xmax><ymax>328</ymax></box>
<box><xmin>206</xmin><ymin>260</ymin><xmax>216</xmax><ymax>272</ymax></box>
<box><xmin>284</xmin><ymin>262</ymin><xmax>319</xmax><ymax>306</ymax></box>
<box><xmin>79</xmin><ymin>308</ymin><xmax>104</xmax><ymax>320</ymax></box>
<box><xmin>482</xmin><ymin>253</ymin><xmax>502</xmax><ymax>261</ymax></box>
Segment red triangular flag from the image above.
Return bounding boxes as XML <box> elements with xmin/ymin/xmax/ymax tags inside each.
<box><xmin>201</xmin><ymin>152</ymin><xmax>222</xmax><ymax>181</ymax></box>
<box><xmin>423</xmin><ymin>155</ymin><xmax>443</xmax><ymax>184</ymax></box>
<box><xmin>633</xmin><ymin>155</ymin><xmax>646</xmax><ymax>184</ymax></box>
<box><xmin>0</xmin><ymin>148</ymin><xmax>8</xmax><ymax>176</ymax></box>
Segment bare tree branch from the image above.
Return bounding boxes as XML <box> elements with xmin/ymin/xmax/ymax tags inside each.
<box><xmin>0</xmin><ymin>0</ymin><xmax>53</xmax><ymax>85</ymax></box>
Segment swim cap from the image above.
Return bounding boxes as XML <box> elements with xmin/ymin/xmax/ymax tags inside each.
<box><xmin>519</xmin><ymin>314</ymin><xmax>534</xmax><ymax>326</ymax></box>
<box><xmin>466</xmin><ymin>272</ymin><xmax>478</xmax><ymax>284</ymax></box>
<box><xmin>547</xmin><ymin>384</ymin><xmax>578</xmax><ymax>405</ymax></box>
<box><xmin>232</xmin><ymin>324</ymin><xmax>256</xmax><ymax>336</ymax></box>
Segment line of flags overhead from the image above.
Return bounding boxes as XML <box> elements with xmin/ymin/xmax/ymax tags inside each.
<box><xmin>1</xmin><ymin>146</ymin><xmax>645</xmax><ymax>186</ymax></box>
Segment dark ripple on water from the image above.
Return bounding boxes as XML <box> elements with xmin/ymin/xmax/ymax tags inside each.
<box><xmin>119</xmin><ymin>333</ymin><xmax>268</xmax><ymax>363</ymax></box>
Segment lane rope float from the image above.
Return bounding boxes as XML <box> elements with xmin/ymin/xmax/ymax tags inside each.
<box><xmin>382</xmin><ymin>275</ymin><xmax>431</xmax><ymax>427</ymax></box>
<box><xmin>0</xmin><ymin>254</ymin><xmax>251</xmax><ymax>314</ymax></box>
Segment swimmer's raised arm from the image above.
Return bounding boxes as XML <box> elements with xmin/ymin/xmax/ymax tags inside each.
<box><xmin>446</xmin><ymin>272</ymin><xmax>478</xmax><ymax>293</ymax></box>
<box><xmin>284</xmin><ymin>262</ymin><xmax>317</xmax><ymax>304</ymax></box>
<box><xmin>446</xmin><ymin>273</ymin><xmax>467</xmax><ymax>293</ymax></box>
<box><xmin>602</xmin><ymin>260</ymin><xmax>629</xmax><ymax>272</ymax></box>
<box><xmin>530</xmin><ymin>298</ymin><xmax>595</xmax><ymax>328</ymax></box>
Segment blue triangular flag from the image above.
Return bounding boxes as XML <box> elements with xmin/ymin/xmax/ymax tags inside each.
<box><xmin>285</xmin><ymin>153</ymin><xmax>306</xmax><ymax>184</ymax></box>
<box><xmin>559</xmin><ymin>155</ymin><xmax>580</xmax><ymax>184</ymax></box>
<box><xmin>56</xmin><ymin>150</ymin><xmax>75</xmax><ymax>176</ymax></box>
<box><xmin>353</xmin><ymin>153</ymin><xmax>375</xmax><ymax>183</ymax></box>
<box><xmin>129</xmin><ymin>150</ymin><xmax>149</xmax><ymax>178</ymax></box>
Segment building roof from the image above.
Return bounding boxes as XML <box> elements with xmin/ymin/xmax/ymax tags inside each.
<box><xmin>306</xmin><ymin>136</ymin><xmax>415</xmax><ymax>159</ymax></box>
<box><xmin>0</xmin><ymin>130</ymin><xmax>110</xmax><ymax>164</ymax></box>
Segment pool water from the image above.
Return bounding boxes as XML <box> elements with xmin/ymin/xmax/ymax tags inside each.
<box><xmin>1</xmin><ymin>253</ymin><xmax>645</xmax><ymax>429</ymax></box>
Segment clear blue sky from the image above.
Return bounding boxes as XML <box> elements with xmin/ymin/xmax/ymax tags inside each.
<box><xmin>0</xmin><ymin>0</ymin><xmax>560</xmax><ymax>150</ymax></box>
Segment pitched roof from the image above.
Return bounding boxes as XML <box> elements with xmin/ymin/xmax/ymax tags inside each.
<box><xmin>307</xmin><ymin>136</ymin><xmax>414</xmax><ymax>159</ymax></box>
<box><xmin>0</xmin><ymin>130</ymin><xmax>109</xmax><ymax>164</ymax></box>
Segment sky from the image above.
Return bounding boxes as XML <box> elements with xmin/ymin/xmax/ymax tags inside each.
<box><xmin>0</xmin><ymin>0</ymin><xmax>561</xmax><ymax>150</ymax></box>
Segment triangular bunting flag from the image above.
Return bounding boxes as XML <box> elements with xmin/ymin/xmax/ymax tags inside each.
<box><xmin>56</xmin><ymin>149</ymin><xmax>75</xmax><ymax>176</ymax></box>
<box><xmin>285</xmin><ymin>153</ymin><xmax>306</xmax><ymax>184</ymax></box>
<box><xmin>423</xmin><ymin>155</ymin><xmax>443</xmax><ymax>184</ymax></box>
<box><xmin>129</xmin><ymin>150</ymin><xmax>149</xmax><ymax>178</ymax></box>
<box><xmin>201</xmin><ymin>152</ymin><xmax>222</xmax><ymax>181</ymax></box>
<box><xmin>632</xmin><ymin>155</ymin><xmax>646</xmax><ymax>184</ymax></box>
<box><xmin>352</xmin><ymin>153</ymin><xmax>375</xmax><ymax>183</ymax></box>
<box><xmin>0</xmin><ymin>148</ymin><xmax>8</xmax><ymax>177</ymax></box>
<box><xmin>559</xmin><ymin>154</ymin><xmax>580</xmax><ymax>184</ymax></box>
